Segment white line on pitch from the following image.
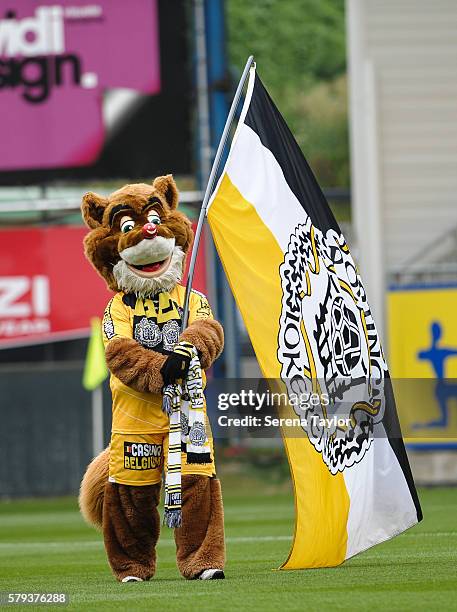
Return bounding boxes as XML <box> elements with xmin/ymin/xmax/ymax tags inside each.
<box><xmin>0</xmin><ymin>531</ymin><xmax>455</xmax><ymax>552</ymax></box>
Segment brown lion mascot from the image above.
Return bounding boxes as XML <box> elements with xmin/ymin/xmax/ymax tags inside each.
<box><xmin>78</xmin><ymin>175</ymin><xmax>225</xmax><ymax>582</ymax></box>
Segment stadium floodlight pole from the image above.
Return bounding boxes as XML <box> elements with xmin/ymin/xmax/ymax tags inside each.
<box><xmin>181</xmin><ymin>54</ymin><xmax>255</xmax><ymax>331</ymax></box>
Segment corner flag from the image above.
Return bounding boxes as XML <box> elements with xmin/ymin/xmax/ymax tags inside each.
<box><xmin>83</xmin><ymin>317</ymin><xmax>108</xmax><ymax>391</ymax></box>
<box><xmin>207</xmin><ymin>66</ymin><xmax>422</xmax><ymax>569</ymax></box>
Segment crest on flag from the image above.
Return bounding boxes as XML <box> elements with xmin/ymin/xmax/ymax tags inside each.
<box><xmin>277</xmin><ymin>219</ymin><xmax>386</xmax><ymax>474</ymax></box>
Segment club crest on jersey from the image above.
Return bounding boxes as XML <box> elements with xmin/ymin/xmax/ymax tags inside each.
<box><xmin>162</xmin><ymin>320</ymin><xmax>180</xmax><ymax>351</ymax></box>
<box><xmin>277</xmin><ymin>219</ymin><xmax>387</xmax><ymax>475</ymax></box>
<box><xmin>134</xmin><ymin>316</ymin><xmax>162</xmax><ymax>348</ymax></box>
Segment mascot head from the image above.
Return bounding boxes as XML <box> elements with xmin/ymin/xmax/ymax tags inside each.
<box><xmin>81</xmin><ymin>175</ymin><xmax>193</xmax><ymax>296</ymax></box>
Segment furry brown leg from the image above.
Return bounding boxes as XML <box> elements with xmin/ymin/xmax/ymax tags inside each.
<box><xmin>174</xmin><ymin>476</ymin><xmax>225</xmax><ymax>579</ymax></box>
<box><xmin>79</xmin><ymin>447</ymin><xmax>109</xmax><ymax>530</ymax></box>
<box><xmin>103</xmin><ymin>482</ymin><xmax>161</xmax><ymax>582</ymax></box>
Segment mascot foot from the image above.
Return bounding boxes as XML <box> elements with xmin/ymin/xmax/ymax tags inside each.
<box><xmin>103</xmin><ymin>482</ymin><xmax>161</xmax><ymax>582</ymax></box>
<box><xmin>175</xmin><ymin>476</ymin><xmax>225</xmax><ymax>579</ymax></box>
<box><xmin>198</xmin><ymin>569</ymin><xmax>225</xmax><ymax>580</ymax></box>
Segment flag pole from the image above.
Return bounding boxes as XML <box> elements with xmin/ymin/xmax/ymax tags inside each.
<box><xmin>181</xmin><ymin>54</ymin><xmax>255</xmax><ymax>331</ymax></box>
<box><xmin>92</xmin><ymin>384</ymin><xmax>104</xmax><ymax>457</ymax></box>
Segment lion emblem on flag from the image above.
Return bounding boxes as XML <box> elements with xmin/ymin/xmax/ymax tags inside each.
<box><xmin>277</xmin><ymin>218</ymin><xmax>388</xmax><ymax>475</ymax></box>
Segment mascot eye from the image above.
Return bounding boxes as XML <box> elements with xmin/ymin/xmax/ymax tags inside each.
<box><xmin>147</xmin><ymin>211</ymin><xmax>161</xmax><ymax>225</ymax></box>
<box><xmin>120</xmin><ymin>219</ymin><xmax>135</xmax><ymax>233</ymax></box>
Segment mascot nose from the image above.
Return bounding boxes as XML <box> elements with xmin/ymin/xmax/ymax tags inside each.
<box><xmin>142</xmin><ymin>222</ymin><xmax>157</xmax><ymax>239</ymax></box>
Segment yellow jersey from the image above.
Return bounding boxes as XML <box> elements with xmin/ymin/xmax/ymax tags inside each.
<box><xmin>102</xmin><ymin>285</ymin><xmax>213</xmax><ymax>434</ymax></box>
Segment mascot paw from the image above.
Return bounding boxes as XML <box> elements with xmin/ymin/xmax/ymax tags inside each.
<box><xmin>121</xmin><ymin>576</ymin><xmax>144</xmax><ymax>583</ymax></box>
<box><xmin>161</xmin><ymin>341</ymin><xmax>195</xmax><ymax>385</ymax></box>
<box><xmin>197</xmin><ymin>569</ymin><xmax>225</xmax><ymax>580</ymax></box>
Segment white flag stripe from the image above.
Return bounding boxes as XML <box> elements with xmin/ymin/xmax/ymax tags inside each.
<box><xmin>343</xmin><ymin>437</ymin><xmax>418</xmax><ymax>559</ymax></box>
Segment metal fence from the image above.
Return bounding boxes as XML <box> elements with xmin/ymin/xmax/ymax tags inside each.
<box><xmin>0</xmin><ymin>363</ymin><xmax>111</xmax><ymax>498</ymax></box>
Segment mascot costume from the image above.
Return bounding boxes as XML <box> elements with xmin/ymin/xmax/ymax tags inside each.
<box><xmin>78</xmin><ymin>175</ymin><xmax>226</xmax><ymax>582</ymax></box>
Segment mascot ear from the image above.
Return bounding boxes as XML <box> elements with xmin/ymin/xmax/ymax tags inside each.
<box><xmin>81</xmin><ymin>192</ymin><xmax>108</xmax><ymax>229</ymax></box>
<box><xmin>152</xmin><ymin>174</ymin><xmax>179</xmax><ymax>210</ymax></box>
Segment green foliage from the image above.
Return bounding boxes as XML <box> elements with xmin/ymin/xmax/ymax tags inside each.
<box><xmin>226</xmin><ymin>0</ymin><xmax>349</xmax><ymax>188</ymax></box>
<box><xmin>227</xmin><ymin>0</ymin><xmax>346</xmax><ymax>88</ymax></box>
<box><xmin>292</xmin><ymin>74</ymin><xmax>349</xmax><ymax>187</ymax></box>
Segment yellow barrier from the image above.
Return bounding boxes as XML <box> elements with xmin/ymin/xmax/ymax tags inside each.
<box><xmin>388</xmin><ymin>285</ymin><xmax>457</xmax><ymax>446</ymax></box>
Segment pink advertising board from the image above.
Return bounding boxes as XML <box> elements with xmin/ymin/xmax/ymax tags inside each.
<box><xmin>0</xmin><ymin>1</ymin><xmax>161</xmax><ymax>170</ymax></box>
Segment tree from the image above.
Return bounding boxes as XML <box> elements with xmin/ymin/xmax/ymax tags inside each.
<box><xmin>226</xmin><ymin>0</ymin><xmax>349</xmax><ymax>189</ymax></box>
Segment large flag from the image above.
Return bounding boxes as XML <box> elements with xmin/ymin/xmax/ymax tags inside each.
<box><xmin>207</xmin><ymin>67</ymin><xmax>422</xmax><ymax>569</ymax></box>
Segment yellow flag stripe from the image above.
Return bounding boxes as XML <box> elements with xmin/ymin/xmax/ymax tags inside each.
<box><xmin>208</xmin><ymin>173</ymin><xmax>350</xmax><ymax>568</ymax></box>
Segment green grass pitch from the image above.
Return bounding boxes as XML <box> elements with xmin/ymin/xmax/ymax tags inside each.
<box><xmin>0</xmin><ymin>483</ymin><xmax>456</xmax><ymax>611</ymax></box>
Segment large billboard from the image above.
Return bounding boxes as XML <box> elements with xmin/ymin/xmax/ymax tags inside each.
<box><xmin>0</xmin><ymin>0</ymin><xmax>192</xmax><ymax>181</ymax></box>
<box><xmin>0</xmin><ymin>1</ymin><xmax>160</xmax><ymax>170</ymax></box>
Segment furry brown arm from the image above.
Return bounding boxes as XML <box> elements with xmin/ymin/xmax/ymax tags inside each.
<box><xmin>105</xmin><ymin>337</ymin><xmax>167</xmax><ymax>394</ymax></box>
<box><xmin>179</xmin><ymin>319</ymin><xmax>224</xmax><ymax>370</ymax></box>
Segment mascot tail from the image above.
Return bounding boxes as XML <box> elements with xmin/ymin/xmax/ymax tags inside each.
<box><xmin>79</xmin><ymin>447</ymin><xmax>109</xmax><ymax>530</ymax></box>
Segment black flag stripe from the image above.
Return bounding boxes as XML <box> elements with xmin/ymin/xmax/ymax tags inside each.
<box><xmin>244</xmin><ymin>74</ymin><xmax>340</xmax><ymax>234</ymax></box>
